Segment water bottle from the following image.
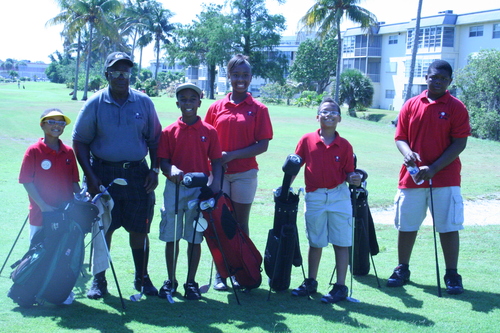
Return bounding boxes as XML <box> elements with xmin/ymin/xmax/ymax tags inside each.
<box><xmin>407</xmin><ymin>165</ymin><xmax>424</xmax><ymax>185</ymax></box>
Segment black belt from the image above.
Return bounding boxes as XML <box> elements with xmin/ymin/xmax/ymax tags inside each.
<box><xmin>96</xmin><ymin>158</ymin><xmax>145</xmax><ymax>169</ymax></box>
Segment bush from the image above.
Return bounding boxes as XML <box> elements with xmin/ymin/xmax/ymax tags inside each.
<box><xmin>294</xmin><ymin>91</ymin><xmax>324</xmax><ymax>108</ymax></box>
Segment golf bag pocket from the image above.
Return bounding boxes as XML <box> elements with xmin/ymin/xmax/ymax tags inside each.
<box><xmin>67</xmin><ymin>199</ymin><xmax>99</xmax><ymax>233</ymax></box>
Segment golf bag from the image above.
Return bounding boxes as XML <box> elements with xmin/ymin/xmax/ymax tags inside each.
<box><xmin>264</xmin><ymin>154</ymin><xmax>303</xmax><ymax>291</ymax></box>
<box><xmin>8</xmin><ymin>200</ymin><xmax>99</xmax><ymax>307</ymax></box>
<box><xmin>350</xmin><ymin>170</ymin><xmax>379</xmax><ymax>276</ymax></box>
<box><xmin>201</xmin><ymin>190</ymin><xmax>262</xmax><ymax>290</ymax></box>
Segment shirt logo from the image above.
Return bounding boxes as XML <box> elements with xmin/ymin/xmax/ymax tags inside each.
<box><xmin>335</xmin><ymin>156</ymin><xmax>340</xmax><ymax>162</ymax></box>
<box><xmin>41</xmin><ymin>159</ymin><xmax>52</xmax><ymax>170</ymax></box>
<box><xmin>200</xmin><ymin>136</ymin><xmax>207</xmax><ymax>142</ymax></box>
<box><xmin>438</xmin><ymin>111</ymin><xmax>449</xmax><ymax>120</ymax></box>
<box><xmin>247</xmin><ymin>111</ymin><xmax>254</xmax><ymax>117</ymax></box>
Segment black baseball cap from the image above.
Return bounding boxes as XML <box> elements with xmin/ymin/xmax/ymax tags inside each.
<box><xmin>105</xmin><ymin>52</ymin><xmax>133</xmax><ymax>68</ymax></box>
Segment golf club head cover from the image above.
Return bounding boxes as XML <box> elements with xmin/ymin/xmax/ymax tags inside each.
<box><xmin>182</xmin><ymin>172</ymin><xmax>208</xmax><ymax>188</ymax></box>
<box><xmin>282</xmin><ymin>154</ymin><xmax>302</xmax><ymax>176</ymax></box>
<box><xmin>198</xmin><ymin>186</ymin><xmax>214</xmax><ymax>201</ymax></box>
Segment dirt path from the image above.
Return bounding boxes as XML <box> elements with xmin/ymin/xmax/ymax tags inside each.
<box><xmin>371</xmin><ymin>199</ymin><xmax>500</xmax><ymax>226</ymax></box>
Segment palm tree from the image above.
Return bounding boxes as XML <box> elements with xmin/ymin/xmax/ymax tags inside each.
<box><xmin>300</xmin><ymin>0</ymin><xmax>377</xmax><ymax>104</ymax></box>
<box><xmin>47</xmin><ymin>0</ymin><xmax>85</xmax><ymax>100</ymax></box>
<box><xmin>141</xmin><ymin>1</ymin><xmax>175</xmax><ymax>84</ymax></box>
<box><xmin>404</xmin><ymin>0</ymin><xmax>423</xmax><ymax>102</ymax></box>
<box><xmin>121</xmin><ymin>0</ymin><xmax>151</xmax><ymax>67</ymax></box>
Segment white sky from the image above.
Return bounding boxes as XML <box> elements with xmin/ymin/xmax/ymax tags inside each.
<box><xmin>0</xmin><ymin>0</ymin><xmax>496</xmax><ymax>64</ymax></box>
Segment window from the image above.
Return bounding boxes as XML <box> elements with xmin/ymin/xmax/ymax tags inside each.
<box><xmin>469</xmin><ymin>26</ymin><xmax>483</xmax><ymax>37</ymax></box>
<box><xmin>388</xmin><ymin>35</ymin><xmax>398</xmax><ymax>44</ymax></box>
<box><xmin>385</xmin><ymin>90</ymin><xmax>396</xmax><ymax>99</ymax></box>
<box><xmin>386</xmin><ymin>61</ymin><xmax>397</xmax><ymax>73</ymax></box>
<box><xmin>407</xmin><ymin>26</ymin><xmax>454</xmax><ymax>49</ymax></box>
<box><xmin>404</xmin><ymin>58</ymin><xmax>439</xmax><ymax>78</ymax></box>
<box><xmin>493</xmin><ymin>24</ymin><xmax>500</xmax><ymax>39</ymax></box>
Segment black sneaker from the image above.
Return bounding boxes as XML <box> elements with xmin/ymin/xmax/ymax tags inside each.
<box><xmin>87</xmin><ymin>275</ymin><xmax>108</xmax><ymax>299</ymax></box>
<box><xmin>158</xmin><ymin>279</ymin><xmax>178</xmax><ymax>299</ymax></box>
<box><xmin>214</xmin><ymin>273</ymin><xmax>228</xmax><ymax>291</ymax></box>
<box><xmin>444</xmin><ymin>273</ymin><xmax>464</xmax><ymax>295</ymax></box>
<box><xmin>184</xmin><ymin>282</ymin><xmax>202</xmax><ymax>300</ymax></box>
<box><xmin>387</xmin><ymin>265</ymin><xmax>411</xmax><ymax>287</ymax></box>
<box><xmin>321</xmin><ymin>283</ymin><xmax>348</xmax><ymax>304</ymax></box>
<box><xmin>291</xmin><ymin>278</ymin><xmax>318</xmax><ymax>297</ymax></box>
<box><xmin>135</xmin><ymin>274</ymin><xmax>158</xmax><ymax>296</ymax></box>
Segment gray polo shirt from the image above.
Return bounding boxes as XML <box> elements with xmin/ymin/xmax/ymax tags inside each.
<box><xmin>73</xmin><ymin>87</ymin><xmax>161</xmax><ymax>162</ymax></box>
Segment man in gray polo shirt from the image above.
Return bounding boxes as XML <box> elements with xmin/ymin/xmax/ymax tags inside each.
<box><xmin>73</xmin><ymin>52</ymin><xmax>162</xmax><ymax>299</ymax></box>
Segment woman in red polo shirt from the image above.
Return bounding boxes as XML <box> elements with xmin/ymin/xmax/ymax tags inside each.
<box><xmin>204</xmin><ymin>54</ymin><xmax>273</xmax><ymax>290</ymax></box>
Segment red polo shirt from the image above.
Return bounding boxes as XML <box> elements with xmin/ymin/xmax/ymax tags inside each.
<box><xmin>396</xmin><ymin>90</ymin><xmax>470</xmax><ymax>188</ymax></box>
<box><xmin>19</xmin><ymin>138</ymin><xmax>80</xmax><ymax>226</ymax></box>
<box><xmin>204</xmin><ymin>93</ymin><xmax>273</xmax><ymax>174</ymax></box>
<box><xmin>158</xmin><ymin>116</ymin><xmax>222</xmax><ymax>175</ymax></box>
<box><xmin>295</xmin><ymin>130</ymin><xmax>355</xmax><ymax>193</ymax></box>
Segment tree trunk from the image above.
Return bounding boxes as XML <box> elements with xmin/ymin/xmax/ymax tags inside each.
<box><xmin>208</xmin><ymin>63</ymin><xmax>216</xmax><ymax>99</ymax></box>
<box><xmin>334</xmin><ymin>17</ymin><xmax>342</xmax><ymax>104</ymax></box>
<box><xmin>404</xmin><ymin>0</ymin><xmax>423</xmax><ymax>102</ymax></box>
<box><xmin>82</xmin><ymin>24</ymin><xmax>93</xmax><ymax>101</ymax></box>
<box><xmin>72</xmin><ymin>31</ymin><xmax>81</xmax><ymax>101</ymax></box>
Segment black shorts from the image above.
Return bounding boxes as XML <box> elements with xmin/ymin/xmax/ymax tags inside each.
<box><xmin>92</xmin><ymin>159</ymin><xmax>155</xmax><ymax>234</ymax></box>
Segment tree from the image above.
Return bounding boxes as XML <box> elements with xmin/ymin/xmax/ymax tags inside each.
<box><xmin>300</xmin><ymin>0</ymin><xmax>377</xmax><ymax>103</ymax></box>
<box><xmin>339</xmin><ymin>68</ymin><xmax>374</xmax><ymax>116</ymax></box>
<box><xmin>290</xmin><ymin>35</ymin><xmax>337</xmax><ymax>93</ymax></box>
<box><xmin>230</xmin><ymin>0</ymin><xmax>289</xmax><ymax>82</ymax></box>
<box><xmin>403</xmin><ymin>0</ymin><xmax>423</xmax><ymax>102</ymax></box>
<box><xmin>141</xmin><ymin>1</ymin><xmax>174</xmax><ymax>84</ymax></box>
<box><xmin>455</xmin><ymin>49</ymin><xmax>500</xmax><ymax>141</ymax></box>
<box><xmin>166</xmin><ymin>4</ymin><xmax>235</xmax><ymax>99</ymax></box>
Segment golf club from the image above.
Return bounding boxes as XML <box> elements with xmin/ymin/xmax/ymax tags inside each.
<box><xmin>130</xmin><ymin>220</ymin><xmax>149</xmax><ymax>302</ymax></box>
<box><xmin>1</xmin><ymin>214</ymin><xmax>29</xmax><ymax>276</ymax></box>
<box><xmin>428</xmin><ymin>179</ymin><xmax>442</xmax><ymax>297</ymax></box>
<box><xmin>346</xmin><ymin>184</ymin><xmax>360</xmax><ymax>303</ymax></box>
<box><xmin>199</xmin><ymin>261</ymin><xmax>213</xmax><ymax>294</ymax></box>
<box><xmin>166</xmin><ymin>182</ymin><xmax>181</xmax><ymax>304</ymax></box>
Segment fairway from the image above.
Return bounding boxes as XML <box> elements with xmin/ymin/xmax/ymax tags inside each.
<box><xmin>0</xmin><ymin>82</ymin><xmax>499</xmax><ymax>333</ymax></box>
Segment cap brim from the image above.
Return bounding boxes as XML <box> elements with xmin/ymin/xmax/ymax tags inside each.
<box><xmin>41</xmin><ymin>111</ymin><xmax>71</xmax><ymax>125</ymax></box>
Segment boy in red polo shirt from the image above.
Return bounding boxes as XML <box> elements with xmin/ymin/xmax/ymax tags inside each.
<box><xmin>19</xmin><ymin>108</ymin><xmax>80</xmax><ymax>241</ymax></box>
<box><xmin>291</xmin><ymin>97</ymin><xmax>361</xmax><ymax>304</ymax></box>
<box><xmin>158</xmin><ymin>83</ymin><xmax>222</xmax><ymax>300</ymax></box>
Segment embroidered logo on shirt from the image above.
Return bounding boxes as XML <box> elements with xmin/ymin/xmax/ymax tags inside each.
<box><xmin>135</xmin><ymin>112</ymin><xmax>142</xmax><ymax>119</ymax></box>
<box><xmin>335</xmin><ymin>156</ymin><xmax>340</xmax><ymax>162</ymax></box>
<box><xmin>200</xmin><ymin>136</ymin><xmax>207</xmax><ymax>142</ymax></box>
<box><xmin>41</xmin><ymin>159</ymin><xmax>52</xmax><ymax>170</ymax></box>
<box><xmin>66</xmin><ymin>159</ymin><xmax>71</xmax><ymax>165</ymax></box>
<box><xmin>438</xmin><ymin>111</ymin><xmax>449</xmax><ymax>120</ymax></box>
<box><xmin>247</xmin><ymin>111</ymin><xmax>255</xmax><ymax>116</ymax></box>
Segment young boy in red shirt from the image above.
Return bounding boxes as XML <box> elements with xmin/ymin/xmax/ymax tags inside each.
<box><xmin>291</xmin><ymin>97</ymin><xmax>361</xmax><ymax>303</ymax></box>
<box><xmin>19</xmin><ymin>109</ymin><xmax>80</xmax><ymax>241</ymax></box>
<box><xmin>158</xmin><ymin>83</ymin><xmax>222</xmax><ymax>300</ymax></box>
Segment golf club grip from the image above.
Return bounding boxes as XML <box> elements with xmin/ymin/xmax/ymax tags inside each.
<box><xmin>279</xmin><ymin>174</ymin><xmax>293</xmax><ymax>201</ymax></box>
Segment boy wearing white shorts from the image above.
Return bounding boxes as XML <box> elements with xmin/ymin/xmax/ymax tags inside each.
<box><xmin>291</xmin><ymin>97</ymin><xmax>361</xmax><ymax>304</ymax></box>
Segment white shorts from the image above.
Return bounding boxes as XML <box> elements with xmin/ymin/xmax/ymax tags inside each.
<box><xmin>159</xmin><ymin>180</ymin><xmax>204</xmax><ymax>244</ymax></box>
<box><xmin>222</xmin><ymin>169</ymin><xmax>258</xmax><ymax>204</ymax></box>
<box><xmin>394</xmin><ymin>187</ymin><xmax>464</xmax><ymax>233</ymax></box>
<box><xmin>303</xmin><ymin>184</ymin><xmax>353</xmax><ymax>248</ymax></box>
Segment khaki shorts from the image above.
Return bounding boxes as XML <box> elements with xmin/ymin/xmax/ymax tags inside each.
<box><xmin>159</xmin><ymin>180</ymin><xmax>204</xmax><ymax>244</ymax></box>
<box><xmin>394</xmin><ymin>187</ymin><xmax>464</xmax><ymax>233</ymax></box>
<box><xmin>222</xmin><ymin>169</ymin><xmax>258</xmax><ymax>204</ymax></box>
<box><xmin>304</xmin><ymin>184</ymin><xmax>353</xmax><ymax>248</ymax></box>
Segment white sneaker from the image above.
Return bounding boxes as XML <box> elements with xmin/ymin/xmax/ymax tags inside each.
<box><xmin>62</xmin><ymin>291</ymin><xmax>75</xmax><ymax>305</ymax></box>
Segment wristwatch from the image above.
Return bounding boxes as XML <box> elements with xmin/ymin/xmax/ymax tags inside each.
<box><xmin>151</xmin><ymin>167</ymin><xmax>160</xmax><ymax>174</ymax></box>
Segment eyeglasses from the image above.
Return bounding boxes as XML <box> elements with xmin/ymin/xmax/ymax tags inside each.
<box><xmin>318</xmin><ymin>110</ymin><xmax>340</xmax><ymax>117</ymax></box>
<box><xmin>43</xmin><ymin>120</ymin><xmax>67</xmax><ymax>126</ymax></box>
<box><xmin>108</xmin><ymin>71</ymin><xmax>131</xmax><ymax>79</ymax></box>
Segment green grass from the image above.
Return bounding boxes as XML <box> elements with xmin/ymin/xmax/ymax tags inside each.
<box><xmin>0</xmin><ymin>82</ymin><xmax>499</xmax><ymax>333</ymax></box>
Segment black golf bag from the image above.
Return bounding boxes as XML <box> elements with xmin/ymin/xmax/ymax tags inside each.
<box><xmin>264</xmin><ymin>154</ymin><xmax>303</xmax><ymax>291</ymax></box>
<box><xmin>8</xmin><ymin>200</ymin><xmax>98</xmax><ymax>307</ymax></box>
<box><xmin>350</xmin><ymin>170</ymin><xmax>379</xmax><ymax>276</ymax></box>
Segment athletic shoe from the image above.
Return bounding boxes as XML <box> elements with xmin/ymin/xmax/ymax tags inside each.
<box><xmin>321</xmin><ymin>283</ymin><xmax>348</xmax><ymax>304</ymax></box>
<box><xmin>444</xmin><ymin>273</ymin><xmax>464</xmax><ymax>295</ymax></box>
<box><xmin>158</xmin><ymin>279</ymin><xmax>178</xmax><ymax>299</ymax></box>
<box><xmin>134</xmin><ymin>274</ymin><xmax>158</xmax><ymax>296</ymax></box>
<box><xmin>214</xmin><ymin>273</ymin><xmax>228</xmax><ymax>291</ymax></box>
<box><xmin>231</xmin><ymin>276</ymin><xmax>241</xmax><ymax>290</ymax></box>
<box><xmin>87</xmin><ymin>275</ymin><xmax>108</xmax><ymax>299</ymax></box>
<box><xmin>184</xmin><ymin>282</ymin><xmax>202</xmax><ymax>300</ymax></box>
<box><xmin>291</xmin><ymin>278</ymin><xmax>318</xmax><ymax>297</ymax></box>
<box><xmin>387</xmin><ymin>265</ymin><xmax>411</xmax><ymax>287</ymax></box>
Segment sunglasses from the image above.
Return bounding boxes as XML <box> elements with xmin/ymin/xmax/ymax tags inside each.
<box><xmin>318</xmin><ymin>110</ymin><xmax>340</xmax><ymax>117</ymax></box>
<box><xmin>108</xmin><ymin>71</ymin><xmax>131</xmax><ymax>79</ymax></box>
<box><xmin>43</xmin><ymin>120</ymin><xmax>67</xmax><ymax>126</ymax></box>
